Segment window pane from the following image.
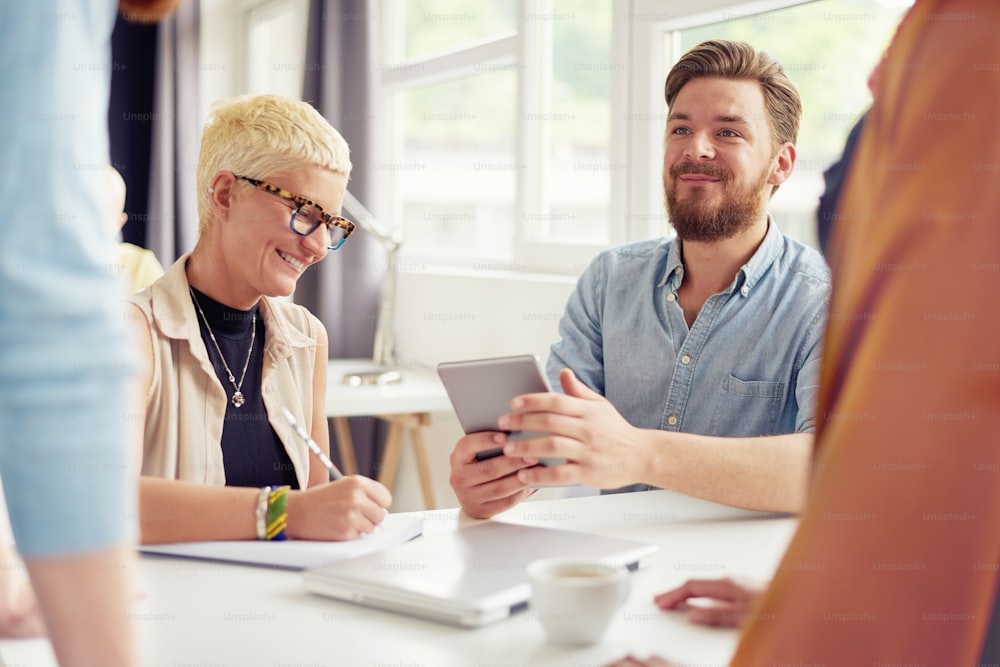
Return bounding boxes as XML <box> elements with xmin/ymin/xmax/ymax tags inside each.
<box><xmin>669</xmin><ymin>0</ymin><xmax>913</xmax><ymax>248</ymax></box>
<box><xmin>396</xmin><ymin>0</ymin><xmax>516</xmax><ymax>61</ymax></box>
<box><xmin>245</xmin><ymin>0</ymin><xmax>308</xmax><ymax>98</ymax></box>
<box><xmin>531</xmin><ymin>0</ymin><xmax>613</xmax><ymax>246</ymax></box>
<box><xmin>396</xmin><ymin>71</ymin><xmax>517</xmax><ymax>261</ymax></box>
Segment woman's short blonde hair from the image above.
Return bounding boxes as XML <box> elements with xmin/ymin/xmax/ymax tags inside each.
<box><xmin>195</xmin><ymin>94</ymin><xmax>352</xmax><ymax>233</ymax></box>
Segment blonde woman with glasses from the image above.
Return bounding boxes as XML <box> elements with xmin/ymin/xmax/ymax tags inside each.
<box><xmin>129</xmin><ymin>94</ymin><xmax>391</xmax><ymax>544</ymax></box>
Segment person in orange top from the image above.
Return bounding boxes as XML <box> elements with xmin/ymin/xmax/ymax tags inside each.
<box><xmin>611</xmin><ymin>0</ymin><xmax>1000</xmax><ymax>664</ymax></box>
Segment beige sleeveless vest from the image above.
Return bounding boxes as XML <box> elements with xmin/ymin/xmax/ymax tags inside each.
<box><xmin>130</xmin><ymin>254</ymin><xmax>318</xmax><ymax>489</ymax></box>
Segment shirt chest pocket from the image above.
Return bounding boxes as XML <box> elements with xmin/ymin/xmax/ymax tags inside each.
<box><xmin>708</xmin><ymin>374</ymin><xmax>785</xmax><ymax>437</ymax></box>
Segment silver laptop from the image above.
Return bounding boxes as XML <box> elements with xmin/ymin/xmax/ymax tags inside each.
<box><xmin>303</xmin><ymin>521</ymin><xmax>657</xmax><ymax>627</ymax></box>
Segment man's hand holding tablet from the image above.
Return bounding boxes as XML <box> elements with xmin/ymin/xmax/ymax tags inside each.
<box><xmin>438</xmin><ymin>355</ymin><xmax>567</xmax><ymax>467</ymax></box>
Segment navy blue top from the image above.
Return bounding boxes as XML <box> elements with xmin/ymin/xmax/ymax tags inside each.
<box><xmin>190</xmin><ymin>288</ymin><xmax>299</xmax><ymax>489</ymax></box>
<box><xmin>817</xmin><ymin>112</ymin><xmax>868</xmax><ymax>256</ymax></box>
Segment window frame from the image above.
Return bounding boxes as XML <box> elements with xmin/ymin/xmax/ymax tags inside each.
<box><xmin>373</xmin><ymin>0</ymin><xmax>816</xmax><ymax>275</ymax></box>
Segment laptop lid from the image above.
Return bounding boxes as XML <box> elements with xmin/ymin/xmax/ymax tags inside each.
<box><xmin>303</xmin><ymin>521</ymin><xmax>657</xmax><ymax>627</ymax></box>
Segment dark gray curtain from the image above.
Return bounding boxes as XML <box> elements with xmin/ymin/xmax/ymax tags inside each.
<box><xmin>109</xmin><ymin>16</ymin><xmax>159</xmax><ymax>248</ymax></box>
<box><xmin>147</xmin><ymin>0</ymin><xmax>200</xmax><ymax>262</ymax></box>
<box><xmin>301</xmin><ymin>0</ymin><xmax>385</xmax><ymax>476</ymax></box>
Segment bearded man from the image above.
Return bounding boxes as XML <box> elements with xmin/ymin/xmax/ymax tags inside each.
<box><xmin>450</xmin><ymin>39</ymin><xmax>831</xmax><ymax>518</ymax></box>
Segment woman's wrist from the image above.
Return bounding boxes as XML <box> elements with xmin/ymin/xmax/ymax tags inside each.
<box><xmin>283</xmin><ymin>490</ymin><xmax>304</xmax><ymax>540</ymax></box>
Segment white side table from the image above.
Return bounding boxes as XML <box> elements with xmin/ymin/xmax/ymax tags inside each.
<box><xmin>326</xmin><ymin>359</ymin><xmax>453</xmax><ymax>509</ymax></box>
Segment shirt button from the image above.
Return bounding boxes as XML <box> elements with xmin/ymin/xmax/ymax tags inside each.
<box><xmin>667</xmin><ymin>415</ymin><xmax>678</xmax><ymax>426</ymax></box>
<box><xmin>740</xmin><ymin>285</ymin><xmax>749</xmax><ymax>296</ymax></box>
<box><xmin>681</xmin><ymin>355</ymin><xmax>691</xmax><ymax>365</ymax></box>
<box><xmin>666</xmin><ymin>294</ymin><xmax>676</xmax><ymax>302</ymax></box>
<box><xmin>674</xmin><ymin>267</ymin><xmax>682</xmax><ymax>275</ymax></box>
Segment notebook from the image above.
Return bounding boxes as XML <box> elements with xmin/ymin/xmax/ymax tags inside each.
<box><xmin>303</xmin><ymin>520</ymin><xmax>657</xmax><ymax>627</ymax></box>
<box><xmin>140</xmin><ymin>513</ymin><xmax>424</xmax><ymax>570</ymax></box>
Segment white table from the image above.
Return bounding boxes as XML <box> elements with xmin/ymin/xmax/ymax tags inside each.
<box><xmin>0</xmin><ymin>491</ymin><xmax>797</xmax><ymax>667</ymax></box>
<box><xmin>326</xmin><ymin>358</ymin><xmax>453</xmax><ymax>509</ymax></box>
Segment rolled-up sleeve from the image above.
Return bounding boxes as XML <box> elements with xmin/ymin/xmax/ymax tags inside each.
<box><xmin>547</xmin><ymin>256</ymin><xmax>607</xmax><ymax>395</ymax></box>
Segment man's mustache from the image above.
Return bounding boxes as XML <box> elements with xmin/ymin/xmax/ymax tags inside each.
<box><xmin>669</xmin><ymin>163</ymin><xmax>731</xmax><ymax>181</ymax></box>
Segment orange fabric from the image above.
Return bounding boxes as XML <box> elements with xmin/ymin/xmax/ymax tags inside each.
<box><xmin>732</xmin><ymin>1</ymin><xmax>1000</xmax><ymax>664</ymax></box>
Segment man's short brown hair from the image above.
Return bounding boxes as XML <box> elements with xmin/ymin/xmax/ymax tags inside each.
<box><xmin>665</xmin><ymin>39</ymin><xmax>802</xmax><ymax>149</ymax></box>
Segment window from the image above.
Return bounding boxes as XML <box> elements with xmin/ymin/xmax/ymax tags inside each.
<box><xmin>244</xmin><ymin>0</ymin><xmax>310</xmax><ymax>99</ymax></box>
<box><xmin>199</xmin><ymin>0</ymin><xmax>310</xmax><ymax>123</ymax></box>
<box><xmin>377</xmin><ymin>0</ymin><xmax>617</xmax><ymax>274</ymax></box>
<box><xmin>644</xmin><ymin>0</ymin><xmax>914</xmax><ymax>249</ymax></box>
<box><xmin>357</xmin><ymin>0</ymin><xmax>916</xmax><ymax>273</ymax></box>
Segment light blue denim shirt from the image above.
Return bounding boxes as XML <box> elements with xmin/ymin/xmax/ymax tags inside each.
<box><xmin>547</xmin><ymin>220</ymin><xmax>831</xmax><ymax>492</ymax></box>
<box><xmin>0</xmin><ymin>1</ymin><xmax>137</xmax><ymax>556</ymax></box>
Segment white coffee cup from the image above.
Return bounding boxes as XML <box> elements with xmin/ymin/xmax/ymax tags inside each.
<box><xmin>526</xmin><ymin>556</ymin><xmax>630</xmax><ymax>645</ymax></box>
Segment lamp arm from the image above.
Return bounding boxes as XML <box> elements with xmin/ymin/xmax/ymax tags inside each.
<box><xmin>342</xmin><ymin>190</ymin><xmax>401</xmax><ymax>251</ymax></box>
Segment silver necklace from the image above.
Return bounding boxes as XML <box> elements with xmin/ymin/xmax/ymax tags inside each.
<box><xmin>190</xmin><ymin>288</ymin><xmax>256</xmax><ymax>408</ymax></box>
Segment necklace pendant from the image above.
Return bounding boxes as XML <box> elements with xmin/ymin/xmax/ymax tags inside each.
<box><xmin>231</xmin><ymin>391</ymin><xmax>246</xmax><ymax>408</ymax></box>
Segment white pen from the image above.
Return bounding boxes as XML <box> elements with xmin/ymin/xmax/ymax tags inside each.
<box><xmin>281</xmin><ymin>407</ymin><xmax>344</xmax><ymax>480</ymax></box>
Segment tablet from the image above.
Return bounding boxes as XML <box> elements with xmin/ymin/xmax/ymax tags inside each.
<box><xmin>437</xmin><ymin>355</ymin><xmax>565</xmax><ymax>465</ymax></box>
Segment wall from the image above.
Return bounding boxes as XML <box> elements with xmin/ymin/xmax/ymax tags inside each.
<box><xmin>388</xmin><ymin>267</ymin><xmax>581</xmax><ymax>511</ymax></box>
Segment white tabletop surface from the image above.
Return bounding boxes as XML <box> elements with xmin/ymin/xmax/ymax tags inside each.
<box><xmin>326</xmin><ymin>358</ymin><xmax>453</xmax><ymax>417</ymax></box>
<box><xmin>0</xmin><ymin>491</ymin><xmax>796</xmax><ymax>667</ymax></box>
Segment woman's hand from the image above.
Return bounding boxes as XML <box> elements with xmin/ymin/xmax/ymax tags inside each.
<box><xmin>655</xmin><ymin>576</ymin><xmax>767</xmax><ymax>627</ymax></box>
<box><xmin>286</xmin><ymin>475</ymin><xmax>392</xmax><ymax>541</ymax></box>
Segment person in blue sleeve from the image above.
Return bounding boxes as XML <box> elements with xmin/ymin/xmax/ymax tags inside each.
<box><xmin>0</xmin><ymin>1</ymin><xmax>180</xmax><ymax>664</ymax></box>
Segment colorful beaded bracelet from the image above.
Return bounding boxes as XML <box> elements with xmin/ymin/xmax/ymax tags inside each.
<box><xmin>266</xmin><ymin>485</ymin><xmax>290</xmax><ymax>541</ymax></box>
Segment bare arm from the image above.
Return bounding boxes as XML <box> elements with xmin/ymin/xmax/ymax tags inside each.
<box><xmin>26</xmin><ymin>548</ymin><xmax>136</xmax><ymax>667</ymax></box>
<box><xmin>502</xmin><ymin>369</ymin><xmax>811</xmax><ymax>513</ymax></box>
<box><xmin>127</xmin><ymin>303</ymin><xmax>258</xmax><ymax>542</ymax></box>
<box><xmin>636</xmin><ymin>431</ymin><xmax>810</xmax><ymax>513</ymax></box>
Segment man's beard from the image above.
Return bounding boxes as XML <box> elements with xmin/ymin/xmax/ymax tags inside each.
<box><xmin>664</xmin><ymin>162</ymin><xmax>769</xmax><ymax>242</ymax></box>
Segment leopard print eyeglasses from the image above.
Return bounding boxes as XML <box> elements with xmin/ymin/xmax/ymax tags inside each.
<box><xmin>236</xmin><ymin>175</ymin><xmax>355</xmax><ymax>250</ymax></box>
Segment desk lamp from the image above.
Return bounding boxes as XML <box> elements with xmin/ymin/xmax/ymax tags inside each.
<box><xmin>340</xmin><ymin>190</ymin><xmax>403</xmax><ymax>386</ymax></box>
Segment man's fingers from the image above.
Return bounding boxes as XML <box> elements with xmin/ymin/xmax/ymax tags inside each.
<box><xmin>472</xmin><ymin>455</ymin><xmax>538</xmax><ymax>485</ymax></box>
<box><xmin>455</xmin><ymin>463</ymin><xmax>534</xmax><ymax>506</ymax></box>
<box><xmin>518</xmin><ymin>461</ymin><xmax>581</xmax><ymax>487</ymax></box>
<box><xmin>559</xmin><ymin>367</ymin><xmax>602</xmax><ymax>400</ymax></box>
<box><xmin>455</xmin><ymin>432</ymin><xmax>506</xmax><ymax>464</ymax></box>
<box><xmin>470</xmin><ymin>487</ymin><xmax>535</xmax><ymax>518</ymax></box>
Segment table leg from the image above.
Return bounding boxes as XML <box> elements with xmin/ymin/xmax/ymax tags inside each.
<box><xmin>331</xmin><ymin>417</ymin><xmax>359</xmax><ymax>476</ymax></box>
<box><xmin>408</xmin><ymin>419</ymin><xmax>437</xmax><ymax>510</ymax></box>
<box><xmin>378</xmin><ymin>420</ymin><xmax>404</xmax><ymax>491</ymax></box>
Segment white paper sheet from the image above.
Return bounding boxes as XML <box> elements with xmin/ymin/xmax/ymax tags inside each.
<box><xmin>140</xmin><ymin>513</ymin><xmax>424</xmax><ymax>570</ymax></box>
